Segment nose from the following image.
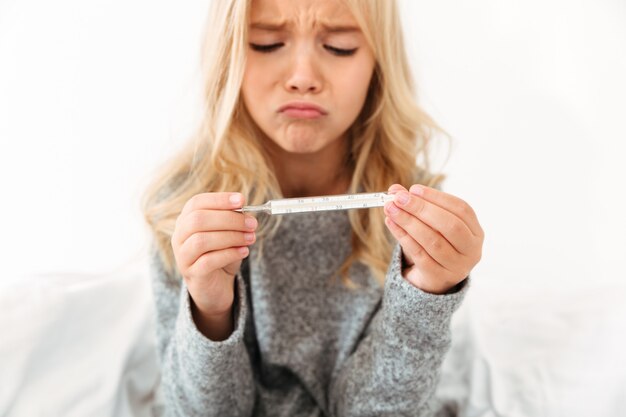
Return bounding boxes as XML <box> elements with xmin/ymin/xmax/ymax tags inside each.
<box><xmin>284</xmin><ymin>46</ymin><xmax>322</xmax><ymax>94</ymax></box>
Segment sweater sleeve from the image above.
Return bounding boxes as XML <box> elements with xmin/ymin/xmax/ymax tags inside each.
<box><xmin>329</xmin><ymin>243</ymin><xmax>469</xmax><ymax>417</ymax></box>
<box><xmin>149</xmin><ymin>246</ymin><xmax>256</xmax><ymax>416</ymax></box>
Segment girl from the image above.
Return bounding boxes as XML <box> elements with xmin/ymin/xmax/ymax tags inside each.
<box><xmin>142</xmin><ymin>0</ymin><xmax>483</xmax><ymax>415</ymax></box>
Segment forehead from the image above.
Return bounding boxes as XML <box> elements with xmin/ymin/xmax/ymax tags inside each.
<box><xmin>248</xmin><ymin>0</ymin><xmax>359</xmax><ymax>31</ymax></box>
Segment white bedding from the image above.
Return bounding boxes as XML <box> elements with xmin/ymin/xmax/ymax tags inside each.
<box><xmin>2</xmin><ymin>258</ymin><xmax>625</xmax><ymax>417</ymax></box>
<box><xmin>438</xmin><ymin>281</ymin><xmax>626</xmax><ymax>417</ymax></box>
<box><xmin>0</xmin><ymin>256</ymin><xmax>160</xmax><ymax>417</ymax></box>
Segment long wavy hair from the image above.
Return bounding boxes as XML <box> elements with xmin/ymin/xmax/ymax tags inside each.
<box><xmin>142</xmin><ymin>0</ymin><xmax>446</xmax><ymax>287</ymax></box>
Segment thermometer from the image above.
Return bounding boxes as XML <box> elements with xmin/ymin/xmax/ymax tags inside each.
<box><xmin>235</xmin><ymin>192</ymin><xmax>394</xmax><ymax>215</ymax></box>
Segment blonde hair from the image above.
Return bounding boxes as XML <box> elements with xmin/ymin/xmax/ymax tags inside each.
<box><xmin>142</xmin><ymin>0</ymin><xmax>446</xmax><ymax>287</ymax></box>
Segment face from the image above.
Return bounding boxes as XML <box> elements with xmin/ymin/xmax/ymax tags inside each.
<box><xmin>241</xmin><ymin>0</ymin><xmax>376</xmax><ymax>155</ymax></box>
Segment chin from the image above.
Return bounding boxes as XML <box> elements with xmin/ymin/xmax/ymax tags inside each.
<box><xmin>282</xmin><ymin>141</ymin><xmax>315</xmax><ymax>154</ymax></box>
<box><xmin>285</xmin><ymin>140</ymin><xmax>327</xmax><ymax>154</ymax></box>
<box><xmin>277</xmin><ymin>134</ymin><xmax>326</xmax><ymax>154</ymax></box>
<box><xmin>278</xmin><ymin>124</ymin><xmax>330</xmax><ymax>153</ymax></box>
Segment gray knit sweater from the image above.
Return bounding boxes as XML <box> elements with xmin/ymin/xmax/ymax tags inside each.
<box><xmin>150</xmin><ymin>208</ymin><xmax>468</xmax><ymax>417</ymax></box>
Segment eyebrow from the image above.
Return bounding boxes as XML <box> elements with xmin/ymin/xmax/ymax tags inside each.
<box><xmin>249</xmin><ymin>21</ymin><xmax>361</xmax><ymax>33</ymax></box>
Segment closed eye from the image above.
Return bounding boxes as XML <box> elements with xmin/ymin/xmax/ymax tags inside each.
<box><xmin>249</xmin><ymin>42</ymin><xmax>284</xmax><ymax>53</ymax></box>
<box><xmin>324</xmin><ymin>45</ymin><xmax>358</xmax><ymax>56</ymax></box>
<box><xmin>249</xmin><ymin>43</ymin><xmax>358</xmax><ymax>57</ymax></box>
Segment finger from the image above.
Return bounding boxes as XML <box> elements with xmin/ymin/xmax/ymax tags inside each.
<box><xmin>387</xmin><ymin>183</ymin><xmax>408</xmax><ymax>195</ymax></box>
<box><xmin>409</xmin><ymin>184</ymin><xmax>483</xmax><ymax>238</ymax></box>
<box><xmin>186</xmin><ymin>247</ymin><xmax>249</xmax><ymax>279</ymax></box>
<box><xmin>174</xmin><ymin>209</ymin><xmax>257</xmax><ymax>246</ymax></box>
<box><xmin>179</xmin><ymin>230</ymin><xmax>255</xmax><ymax>269</ymax></box>
<box><xmin>179</xmin><ymin>192</ymin><xmax>245</xmax><ymax>219</ymax></box>
<box><xmin>384</xmin><ymin>216</ymin><xmax>444</xmax><ymax>273</ymax></box>
<box><xmin>392</xmin><ymin>191</ymin><xmax>475</xmax><ymax>255</ymax></box>
<box><xmin>384</xmin><ymin>202</ymin><xmax>458</xmax><ymax>270</ymax></box>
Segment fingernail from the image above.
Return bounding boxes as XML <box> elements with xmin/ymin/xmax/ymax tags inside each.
<box><xmin>395</xmin><ymin>192</ymin><xmax>409</xmax><ymax>206</ymax></box>
<box><xmin>410</xmin><ymin>185</ymin><xmax>424</xmax><ymax>196</ymax></box>
<box><xmin>386</xmin><ymin>202</ymin><xmax>399</xmax><ymax>215</ymax></box>
<box><xmin>244</xmin><ymin>232</ymin><xmax>255</xmax><ymax>242</ymax></box>
<box><xmin>230</xmin><ymin>194</ymin><xmax>242</xmax><ymax>205</ymax></box>
<box><xmin>245</xmin><ymin>216</ymin><xmax>257</xmax><ymax>229</ymax></box>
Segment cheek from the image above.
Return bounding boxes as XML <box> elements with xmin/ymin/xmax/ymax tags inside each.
<box><xmin>334</xmin><ymin>63</ymin><xmax>374</xmax><ymax>118</ymax></box>
<box><xmin>242</xmin><ymin>56</ymin><xmax>270</xmax><ymax>102</ymax></box>
<box><xmin>241</xmin><ymin>59</ymin><xmax>289</xmax><ymax>144</ymax></box>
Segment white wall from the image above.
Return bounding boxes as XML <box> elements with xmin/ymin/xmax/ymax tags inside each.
<box><xmin>1</xmin><ymin>1</ymin><xmax>624</xmax><ymax>285</ymax></box>
<box><xmin>0</xmin><ymin>0</ymin><xmax>208</xmax><ymax>278</ymax></box>
<box><xmin>400</xmin><ymin>0</ymin><xmax>626</xmax><ymax>289</ymax></box>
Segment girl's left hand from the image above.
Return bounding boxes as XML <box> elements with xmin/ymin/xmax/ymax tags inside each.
<box><xmin>384</xmin><ymin>183</ymin><xmax>484</xmax><ymax>294</ymax></box>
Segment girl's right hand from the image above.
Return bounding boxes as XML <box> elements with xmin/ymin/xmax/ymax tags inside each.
<box><xmin>171</xmin><ymin>192</ymin><xmax>257</xmax><ymax>319</ymax></box>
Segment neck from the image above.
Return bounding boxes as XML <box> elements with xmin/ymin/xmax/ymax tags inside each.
<box><xmin>263</xmin><ymin>136</ymin><xmax>353</xmax><ymax>198</ymax></box>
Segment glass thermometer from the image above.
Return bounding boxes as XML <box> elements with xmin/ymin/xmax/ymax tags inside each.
<box><xmin>235</xmin><ymin>192</ymin><xmax>394</xmax><ymax>215</ymax></box>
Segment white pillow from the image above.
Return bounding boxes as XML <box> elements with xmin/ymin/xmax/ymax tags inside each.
<box><xmin>437</xmin><ymin>281</ymin><xmax>626</xmax><ymax>417</ymax></box>
<box><xmin>0</xmin><ymin>256</ymin><xmax>160</xmax><ymax>417</ymax></box>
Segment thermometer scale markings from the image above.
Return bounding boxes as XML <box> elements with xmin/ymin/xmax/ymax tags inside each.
<box><xmin>237</xmin><ymin>192</ymin><xmax>394</xmax><ymax>215</ymax></box>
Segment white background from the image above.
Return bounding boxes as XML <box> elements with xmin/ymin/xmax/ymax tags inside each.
<box><xmin>1</xmin><ymin>0</ymin><xmax>625</xmax><ymax>415</ymax></box>
<box><xmin>1</xmin><ymin>0</ymin><xmax>624</xmax><ymax>285</ymax></box>
<box><xmin>1</xmin><ymin>0</ymin><xmax>625</xmax><ymax>285</ymax></box>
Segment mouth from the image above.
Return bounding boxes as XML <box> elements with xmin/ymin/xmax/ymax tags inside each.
<box><xmin>278</xmin><ymin>102</ymin><xmax>328</xmax><ymax>119</ymax></box>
